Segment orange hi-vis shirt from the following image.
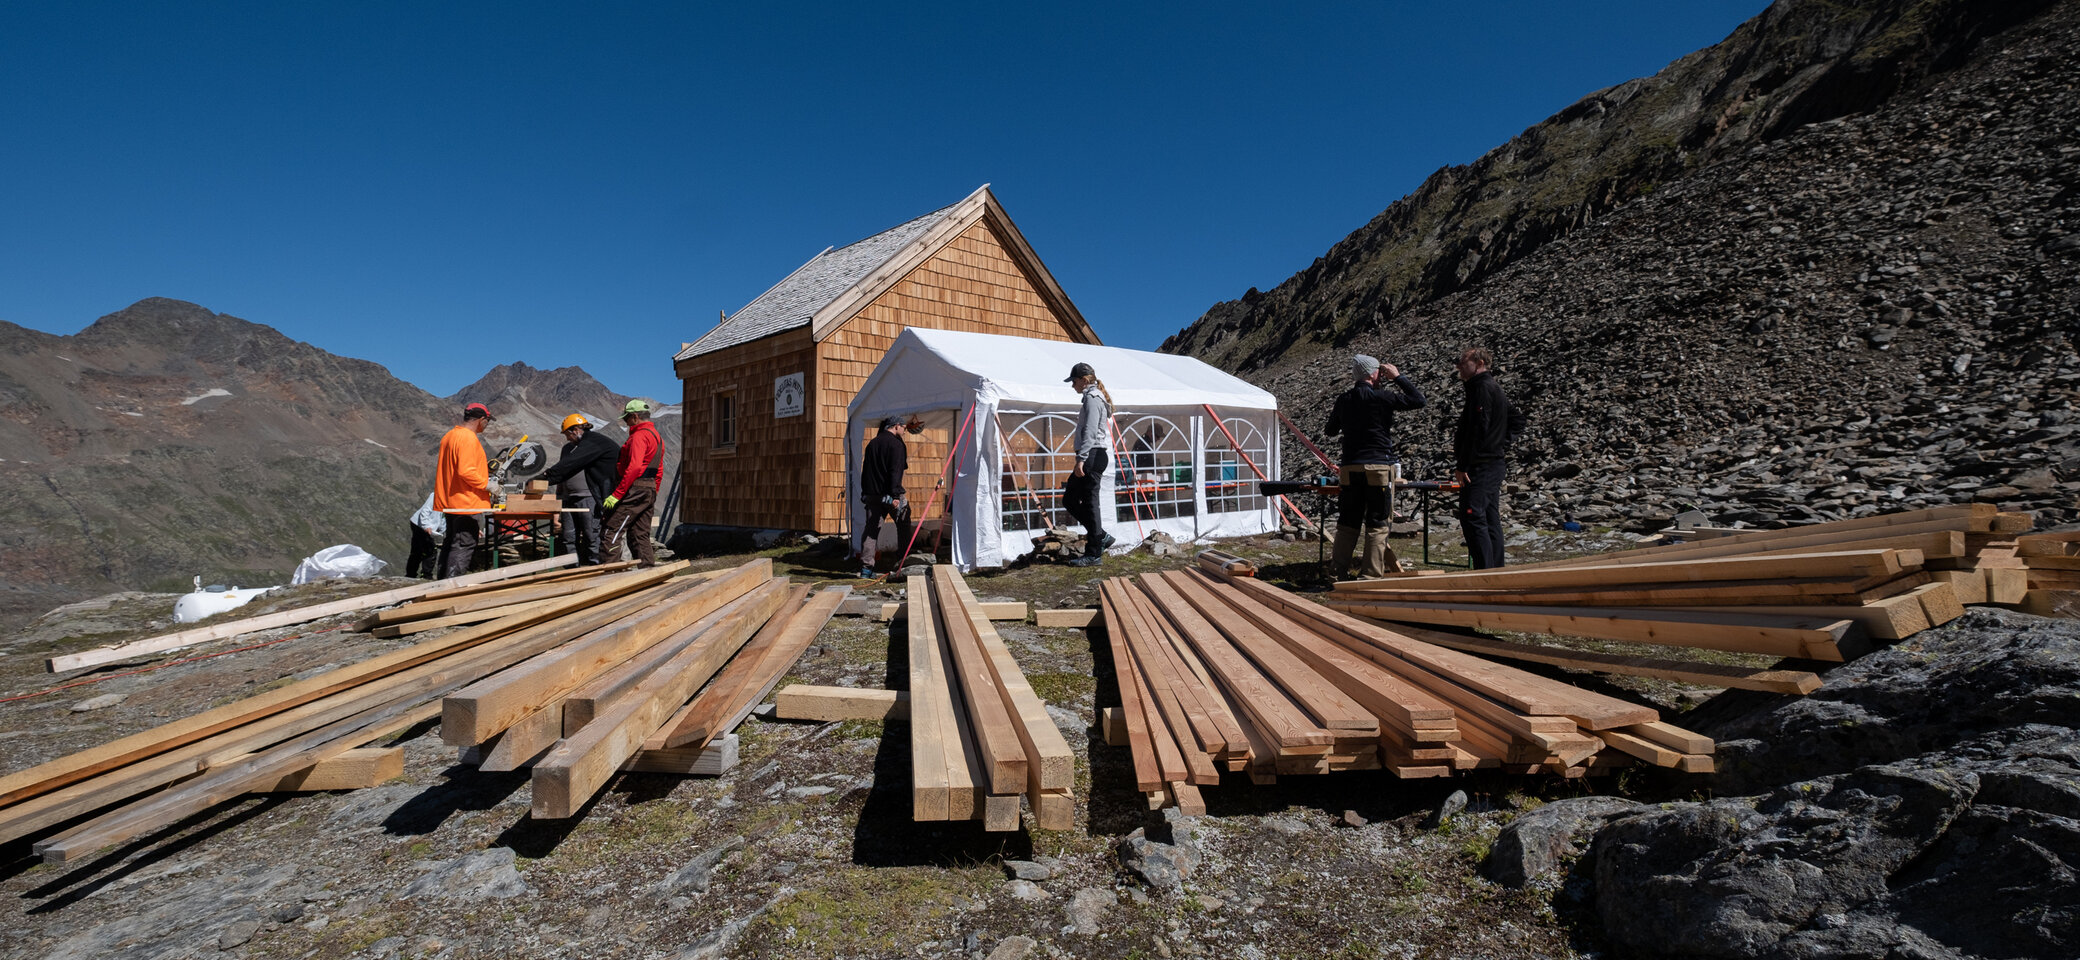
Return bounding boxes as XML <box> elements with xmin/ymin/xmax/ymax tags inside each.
<box><xmin>435</xmin><ymin>425</ymin><xmax>491</xmax><ymax>513</ymax></box>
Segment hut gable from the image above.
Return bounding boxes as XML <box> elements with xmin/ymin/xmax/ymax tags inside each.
<box><xmin>676</xmin><ymin>184</ymin><xmax>1097</xmax><ymax>366</ymax></box>
<box><xmin>675</xmin><ymin>184</ymin><xmax>1097</xmax><ymax>534</ymax></box>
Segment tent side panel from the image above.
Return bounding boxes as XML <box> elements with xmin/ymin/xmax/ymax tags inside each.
<box><xmin>674</xmin><ymin>328</ymin><xmax>819</xmax><ymax>531</ymax></box>
<box><xmin>813</xmin><ymin>219</ymin><xmax>1085</xmax><ymax>532</ymax></box>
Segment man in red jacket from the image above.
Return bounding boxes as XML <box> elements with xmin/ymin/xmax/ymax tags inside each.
<box><xmin>601</xmin><ymin>399</ymin><xmax>662</xmax><ymax>567</ymax></box>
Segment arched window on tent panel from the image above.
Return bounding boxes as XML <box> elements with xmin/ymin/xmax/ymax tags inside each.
<box><xmin>1205</xmin><ymin>416</ymin><xmax>1270</xmax><ymax>514</ymax></box>
<box><xmin>1112</xmin><ymin>414</ymin><xmax>1195</xmax><ymax>523</ymax></box>
<box><xmin>1000</xmin><ymin>412</ymin><xmax>1077</xmax><ymax>532</ymax></box>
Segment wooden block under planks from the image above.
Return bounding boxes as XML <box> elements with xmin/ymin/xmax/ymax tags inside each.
<box><xmin>622</xmin><ymin>734</ymin><xmax>738</xmax><ymax>776</ymax></box>
<box><xmin>775</xmin><ymin>685</ymin><xmax>908</xmax><ymax>721</ymax></box>
<box><xmin>1035</xmin><ymin>608</ymin><xmax>1099</xmax><ymax>628</ymax></box>
<box><xmin>255</xmin><ymin>747</ymin><xmax>404</xmax><ymax>792</ymax></box>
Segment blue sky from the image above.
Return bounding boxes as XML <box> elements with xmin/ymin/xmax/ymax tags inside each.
<box><xmin>0</xmin><ymin>1</ymin><xmax>1766</xmax><ymax>401</ymax></box>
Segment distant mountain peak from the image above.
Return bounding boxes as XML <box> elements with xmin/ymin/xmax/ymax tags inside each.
<box><xmin>447</xmin><ymin>362</ymin><xmax>624</xmax><ymax>411</ymax></box>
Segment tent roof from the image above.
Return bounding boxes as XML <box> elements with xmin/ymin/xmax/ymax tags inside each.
<box><xmin>850</xmin><ymin>329</ymin><xmax>1276</xmax><ymax>417</ymax></box>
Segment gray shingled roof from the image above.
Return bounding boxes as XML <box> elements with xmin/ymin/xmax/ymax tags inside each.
<box><xmin>678</xmin><ymin>201</ymin><xmax>963</xmax><ymax>359</ymax></box>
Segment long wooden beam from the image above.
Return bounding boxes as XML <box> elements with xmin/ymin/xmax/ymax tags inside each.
<box><xmin>1393</xmin><ymin>627</ymin><xmax>1824</xmax><ymax>695</ymax></box>
<box><xmin>47</xmin><ymin>554</ymin><xmax>580</xmax><ymax>672</ymax></box>
<box><xmin>906</xmin><ymin>575</ymin><xmax>953</xmax><ymax>821</ymax></box>
<box><xmin>1510</xmin><ymin>504</ymin><xmax>1991</xmax><ymax>572</ymax></box>
<box><xmin>657</xmin><ymin>585</ymin><xmax>849</xmax><ymax>750</ymax></box>
<box><xmin>1102</xmin><ymin>580</ymin><xmax>1218</xmax><ymax>785</ymax></box>
<box><xmin>1096</xmin><ymin>584</ymin><xmax>1163</xmax><ymax>792</ymax></box>
<box><xmin>1137</xmin><ymin>573</ymin><xmax>1332</xmax><ymax>752</ymax></box>
<box><xmin>1326</xmin><ymin>598</ymin><xmax>1855</xmax><ymax>661</ymax></box>
<box><xmin>1334</xmin><ymin>549</ymin><xmax>1911</xmax><ymax>594</ymax></box>
<box><xmin>32</xmin><ymin>590</ymin><xmax>633</xmax><ymax>863</ymax></box>
<box><xmin>442</xmin><ymin>561</ymin><xmax>766</xmax><ymax>746</ymax></box>
<box><xmin>930</xmin><ymin>568</ymin><xmax>1030</xmax><ymax>794</ymax></box>
<box><xmin>1160</xmin><ymin>571</ymin><xmax>1379</xmax><ymax>739</ymax></box>
<box><xmin>1228</xmin><ymin>577</ymin><xmax>1659</xmax><ymax>729</ymax></box>
<box><xmin>531</xmin><ymin>579</ymin><xmax>790</xmax><ymax>819</ymax></box>
<box><xmin>0</xmin><ymin>563</ymin><xmax>678</xmax><ymax>813</ymax></box>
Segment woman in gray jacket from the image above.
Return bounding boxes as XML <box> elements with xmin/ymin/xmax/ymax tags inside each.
<box><xmin>1062</xmin><ymin>362</ymin><xmax>1115</xmax><ymax>567</ymax></box>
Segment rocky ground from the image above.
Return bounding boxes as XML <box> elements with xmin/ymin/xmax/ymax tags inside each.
<box><xmin>4</xmin><ymin>523</ymin><xmax>2074</xmax><ymax>960</ymax></box>
<box><xmin>1173</xmin><ymin>0</ymin><xmax>2080</xmax><ymax>535</ymax></box>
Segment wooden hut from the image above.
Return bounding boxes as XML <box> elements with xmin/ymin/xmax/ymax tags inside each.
<box><xmin>673</xmin><ymin>185</ymin><xmax>1099</xmax><ymax>534</ymax></box>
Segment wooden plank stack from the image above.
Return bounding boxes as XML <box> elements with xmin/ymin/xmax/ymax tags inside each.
<box><xmin>1100</xmin><ymin>567</ymin><xmax>1709</xmax><ymax>813</ymax></box>
<box><xmin>1324</xmin><ymin>505</ymin><xmax>2071</xmax><ymax>682</ymax></box>
<box><xmin>2009</xmin><ymin>530</ymin><xmax>2080</xmax><ymax>618</ymax></box>
<box><xmin>1</xmin><ymin>558</ymin><xmax>846</xmax><ymax>864</ymax></box>
<box><xmin>908</xmin><ymin>566</ymin><xmax>1076</xmax><ymax>832</ymax></box>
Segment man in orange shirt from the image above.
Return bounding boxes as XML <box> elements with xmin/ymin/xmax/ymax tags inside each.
<box><xmin>436</xmin><ymin>402</ymin><xmax>496</xmax><ymax>578</ymax></box>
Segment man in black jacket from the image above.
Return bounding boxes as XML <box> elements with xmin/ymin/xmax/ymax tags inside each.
<box><xmin>1324</xmin><ymin>354</ymin><xmax>1426</xmax><ymax>579</ymax></box>
<box><xmin>1453</xmin><ymin>348</ymin><xmax>1528</xmax><ymax>569</ymax></box>
<box><xmin>540</xmin><ymin>413</ymin><xmax>621</xmax><ymax>566</ymax></box>
<box><xmin>858</xmin><ymin>416</ymin><xmax>914</xmax><ymax>579</ymax></box>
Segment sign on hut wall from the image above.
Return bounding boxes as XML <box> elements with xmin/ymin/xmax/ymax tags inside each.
<box><xmin>774</xmin><ymin>373</ymin><xmax>804</xmax><ymax>418</ymax></box>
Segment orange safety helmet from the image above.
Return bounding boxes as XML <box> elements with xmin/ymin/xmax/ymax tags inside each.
<box><xmin>560</xmin><ymin>414</ymin><xmax>590</xmax><ymax>432</ymax></box>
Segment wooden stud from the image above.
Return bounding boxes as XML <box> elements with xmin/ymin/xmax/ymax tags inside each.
<box><xmin>775</xmin><ymin>685</ymin><xmax>908</xmax><ymax>722</ymax></box>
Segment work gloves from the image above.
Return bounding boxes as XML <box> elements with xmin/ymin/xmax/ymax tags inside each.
<box><xmin>602</xmin><ymin>496</ymin><xmax>619</xmax><ymax>510</ymax></box>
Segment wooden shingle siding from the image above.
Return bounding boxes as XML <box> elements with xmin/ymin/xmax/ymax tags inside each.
<box><xmin>809</xmin><ymin>220</ymin><xmax>1082</xmax><ymax>531</ymax></box>
<box><xmin>676</xmin><ymin>328</ymin><xmax>818</xmax><ymax>531</ymax></box>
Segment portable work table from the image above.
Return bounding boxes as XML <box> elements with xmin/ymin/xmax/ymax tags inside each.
<box><xmin>1259</xmin><ymin>479</ymin><xmax>1461</xmax><ymax>571</ymax></box>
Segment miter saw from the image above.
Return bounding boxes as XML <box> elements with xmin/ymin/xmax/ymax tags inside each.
<box><xmin>488</xmin><ymin>435</ymin><xmax>548</xmax><ymax>503</ymax></box>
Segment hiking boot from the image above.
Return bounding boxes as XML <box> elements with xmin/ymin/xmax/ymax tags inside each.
<box><xmin>1095</xmin><ymin>534</ymin><xmax>1117</xmax><ymax>553</ymax></box>
<box><xmin>859</xmin><ymin>566</ymin><xmax>877</xmax><ymax>580</ymax></box>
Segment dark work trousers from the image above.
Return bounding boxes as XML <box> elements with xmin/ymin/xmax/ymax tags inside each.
<box><xmin>1337</xmin><ymin>464</ymin><xmax>1394</xmax><ymax>529</ymax></box>
<box><xmin>1459</xmin><ymin>459</ymin><xmax>1508</xmax><ymax>569</ymax></box>
<box><xmin>439</xmin><ymin>514</ymin><xmax>481</xmax><ymax>579</ymax></box>
<box><xmin>405</xmin><ymin>523</ymin><xmax>440</xmax><ymax>579</ymax></box>
<box><xmin>1062</xmin><ymin>448</ymin><xmax>1109</xmax><ymax>556</ymax></box>
<box><xmin>561</xmin><ymin>495</ymin><xmax>601</xmax><ymax>566</ymax></box>
<box><xmin>601</xmin><ymin>479</ymin><xmax>657</xmax><ymax>567</ymax></box>
<box><xmin>862</xmin><ymin>497</ymin><xmax>915</xmax><ymax>567</ymax></box>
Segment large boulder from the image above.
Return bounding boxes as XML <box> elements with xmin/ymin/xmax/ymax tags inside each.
<box><xmin>1590</xmin><ymin>762</ymin><xmax>1977</xmax><ymax>959</ymax></box>
<box><xmin>1710</xmin><ymin>608</ymin><xmax>2080</xmax><ymax>795</ymax></box>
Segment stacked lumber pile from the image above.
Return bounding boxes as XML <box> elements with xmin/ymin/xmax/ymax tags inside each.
<box><xmin>1</xmin><ymin>559</ymin><xmax>845</xmax><ymax>863</ymax></box>
<box><xmin>907</xmin><ymin>566</ymin><xmax>1075</xmax><ymax>832</ymax></box>
<box><xmin>1325</xmin><ymin>505</ymin><xmax>2065</xmax><ymax>686</ymax></box>
<box><xmin>1099</xmin><ymin>568</ymin><xmax>1707</xmax><ymax>813</ymax></box>
<box><xmin>2006</xmin><ymin>530</ymin><xmax>2080</xmax><ymax>618</ymax></box>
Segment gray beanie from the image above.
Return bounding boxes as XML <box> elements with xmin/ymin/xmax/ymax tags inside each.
<box><xmin>1351</xmin><ymin>354</ymin><xmax>1381</xmax><ymax>381</ymax></box>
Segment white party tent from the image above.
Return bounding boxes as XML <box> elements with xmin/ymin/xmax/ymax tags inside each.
<box><xmin>845</xmin><ymin>329</ymin><xmax>1285</xmax><ymax>570</ymax></box>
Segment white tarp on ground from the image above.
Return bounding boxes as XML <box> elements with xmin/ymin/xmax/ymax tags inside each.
<box><xmin>846</xmin><ymin>329</ymin><xmax>1283</xmax><ymax>570</ymax></box>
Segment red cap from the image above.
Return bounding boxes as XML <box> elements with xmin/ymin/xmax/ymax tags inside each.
<box><xmin>464</xmin><ymin>402</ymin><xmax>494</xmax><ymax>420</ymax></box>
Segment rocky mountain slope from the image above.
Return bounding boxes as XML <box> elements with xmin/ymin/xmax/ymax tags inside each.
<box><xmin>1165</xmin><ymin>0</ymin><xmax>2078</xmax><ymax>531</ymax></box>
<box><xmin>0</xmin><ymin>299</ymin><xmax>678</xmax><ymax>630</ymax></box>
